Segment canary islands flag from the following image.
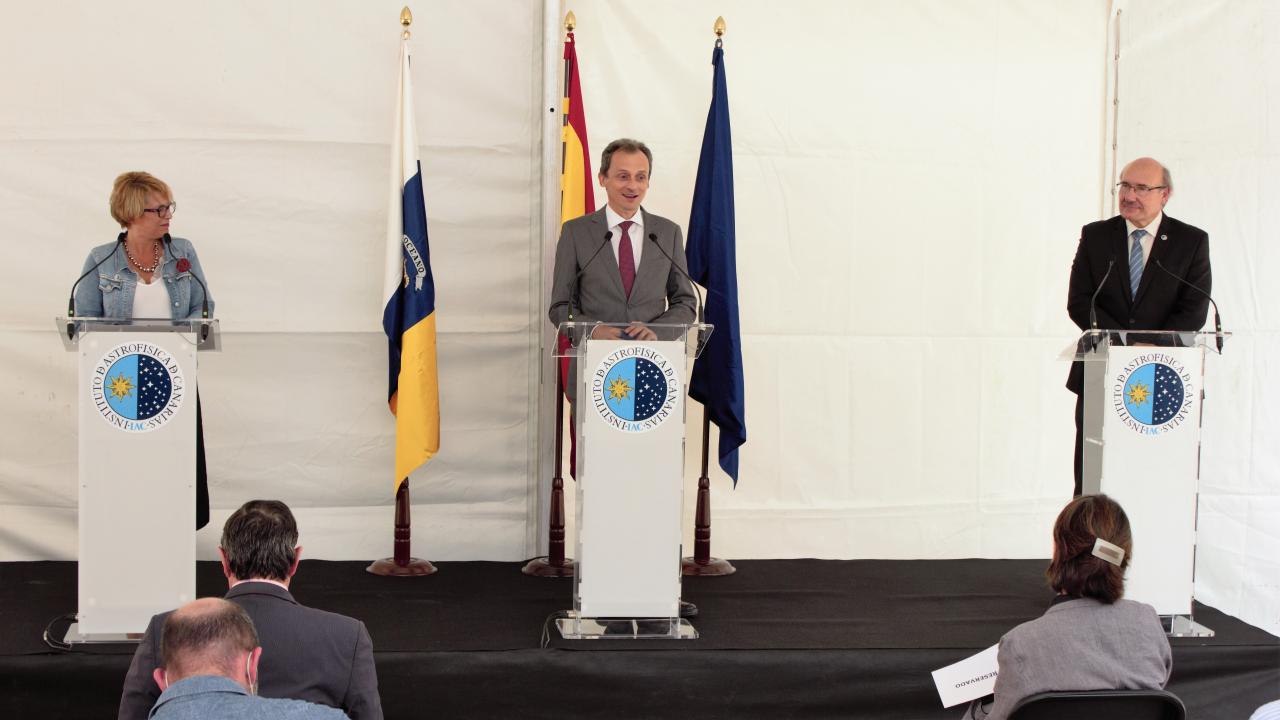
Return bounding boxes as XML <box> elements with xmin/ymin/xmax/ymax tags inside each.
<box><xmin>383</xmin><ymin>40</ymin><xmax>440</xmax><ymax>492</ymax></box>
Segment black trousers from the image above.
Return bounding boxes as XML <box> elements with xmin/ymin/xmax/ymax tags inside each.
<box><xmin>1072</xmin><ymin>392</ymin><xmax>1084</xmax><ymax>498</ymax></box>
<box><xmin>196</xmin><ymin>395</ymin><xmax>209</xmax><ymax>530</ymax></box>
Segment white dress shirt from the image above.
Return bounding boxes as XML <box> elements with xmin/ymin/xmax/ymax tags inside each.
<box><xmin>1125</xmin><ymin>211</ymin><xmax>1163</xmax><ymax>266</ymax></box>
<box><xmin>604</xmin><ymin>204</ymin><xmax>643</xmax><ymax>272</ymax></box>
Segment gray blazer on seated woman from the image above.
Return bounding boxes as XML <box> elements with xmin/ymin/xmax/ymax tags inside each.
<box><xmin>969</xmin><ymin>494</ymin><xmax>1172</xmax><ymax>720</ymax></box>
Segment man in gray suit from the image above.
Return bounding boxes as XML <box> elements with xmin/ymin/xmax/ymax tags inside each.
<box><xmin>148</xmin><ymin>597</ymin><xmax>347</xmax><ymax>719</ymax></box>
<box><xmin>548</xmin><ymin>138</ymin><xmax>700</xmax><ymax>618</ymax></box>
<box><xmin>119</xmin><ymin>501</ymin><xmax>382</xmax><ymax>720</ymax></box>
<box><xmin>549</xmin><ymin>138</ymin><xmax>698</xmax><ymax>341</ymax></box>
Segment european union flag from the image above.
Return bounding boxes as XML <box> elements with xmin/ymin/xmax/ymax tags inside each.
<box><xmin>686</xmin><ymin>43</ymin><xmax>746</xmax><ymax>484</ymax></box>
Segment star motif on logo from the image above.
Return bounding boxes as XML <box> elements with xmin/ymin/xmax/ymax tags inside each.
<box><xmin>1126</xmin><ymin>382</ymin><xmax>1151</xmax><ymax>407</ymax></box>
<box><xmin>107</xmin><ymin>373</ymin><xmax>135</xmax><ymax>401</ymax></box>
<box><xmin>607</xmin><ymin>377</ymin><xmax>632</xmax><ymax>401</ymax></box>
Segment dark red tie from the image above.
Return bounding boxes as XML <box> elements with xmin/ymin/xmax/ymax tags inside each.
<box><xmin>617</xmin><ymin>220</ymin><xmax>635</xmax><ymax>298</ymax></box>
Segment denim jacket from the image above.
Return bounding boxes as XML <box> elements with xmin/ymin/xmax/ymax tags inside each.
<box><xmin>74</xmin><ymin>235</ymin><xmax>214</xmax><ymax>320</ymax></box>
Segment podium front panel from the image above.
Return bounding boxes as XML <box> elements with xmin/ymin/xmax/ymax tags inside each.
<box><xmin>574</xmin><ymin>339</ymin><xmax>686</xmax><ymax>618</ymax></box>
<box><xmin>78</xmin><ymin>330</ymin><xmax>197</xmax><ymax>634</ymax></box>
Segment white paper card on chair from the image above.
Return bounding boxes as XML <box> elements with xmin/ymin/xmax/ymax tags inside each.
<box><xmin>932</xmin><ymin>644</ymin><xmax>998</xmax><ymax>708</ymax></box>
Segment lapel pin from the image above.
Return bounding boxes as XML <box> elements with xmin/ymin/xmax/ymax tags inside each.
<box><xmin>1160</xmin><ymin>234</ymin><xmax>1167</xmax><ymax>241</ymax></box>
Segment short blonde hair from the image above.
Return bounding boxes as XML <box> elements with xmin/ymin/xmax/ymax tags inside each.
<box><xmin>110</xmin><ymin>171</ymin><xmax>172</xmax><ymax>227</ymax></box>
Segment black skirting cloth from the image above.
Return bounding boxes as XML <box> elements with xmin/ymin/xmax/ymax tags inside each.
<box><xmin>1</xmin><ymin>559</ymin><xmax>1276</xmax><ymax>718</ymax></box>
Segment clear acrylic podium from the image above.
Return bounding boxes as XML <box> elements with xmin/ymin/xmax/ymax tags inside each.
<box><xmin>57</xmin><ymin>317</ymin><xmax>220</xmax><ymax>643</ymax></box>
<box><xmin>553</xmin><ymin>321</ymin><xmax>711</xmax><ymax>640</ymax></box>
<box><xmin>1062</xmin><ymin>329</ymin><xmax>1228</xmax><ymax>637</ymax></box>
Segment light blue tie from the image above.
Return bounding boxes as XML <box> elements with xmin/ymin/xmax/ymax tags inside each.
<box><xmin>1128</xmin><ymin>229</ymin><xmax>1147</xmax><ymax>300</ymax></box>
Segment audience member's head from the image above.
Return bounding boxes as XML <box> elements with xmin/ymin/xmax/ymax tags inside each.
<box><xmin>1046</xmin><ymin>493</ymin><xmax>1133</xmax><ymax>603</ymax></box>
<box><xmin>154</xmin><ymin>598</ymin><xmax>262</xmax><ymax>692</ymax></box>
<box><xmin>219</xmin><ymin>500</ymin><xmax>301</xmax><ymax>584</ymax></box>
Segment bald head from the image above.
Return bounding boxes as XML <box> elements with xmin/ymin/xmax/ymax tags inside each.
<box><xmin>1118</xmin><ymin>157</ymin><xmax>1173</xmax><ymax>228</ymax></box>
<box><xmin>159</xmin><ymin>598</ymin><xmax>260</xmax><ymax>685</ymax></box>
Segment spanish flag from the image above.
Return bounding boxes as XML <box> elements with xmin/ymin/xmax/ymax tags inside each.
<box><xmin>559</xmin><ymin>28</ymin><xmax>594</xmax><ymax>476</ymax></box>
<box><xmin>383</xmin><ymin>38</ymin><xmax>439</xmax><ymax>492</ymax></box>
<box><xmin>561</xmin><ymin>30</ymin><xmax>594</xmax><ymax>223</ymax></box>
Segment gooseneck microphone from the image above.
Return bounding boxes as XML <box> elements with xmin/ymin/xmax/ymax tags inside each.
<box><xmin>1155</xmin><ymin>259</ymin><xmax>1224</xmax><ymax>352</ymax></box>
<box><xmin>65</xmin><ymin>232</ymin><xmax>126</xmax><ymax>339</ymax></box>
<box><xmin>1088</xmin><ymin>257</ymin><xmax>1115</xmax><ymax>348</ymax></box>
<box><xmin>564</xmin><ymin>231</ymin><xmax>613</xmax><ymax>321</ymax></box>
<box><xmin>646</xmin><ymin>232</ymin><xmax>705</xmax><ymax>324</ymax></box>
<box><xmin>164</xmin><ymin>234</ymin><xmax>211</xmax><ymax>340</ymax></box>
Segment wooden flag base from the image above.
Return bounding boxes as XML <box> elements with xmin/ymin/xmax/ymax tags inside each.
<box><xmin>521</xmin><ymin>556</ymin><xmax>575</xmax><ymax>577</ymax></box>
<box><xmin>524</xmin><ymin>367</ymin><xmax>575</xmax><ymax>578</ymax></box>
<box><xmin>367</xmin><ymin>557</ymin><xmax>437</xmax><ymax>576</ymax></box>
<box><xmin>681</xmin><ymin>412</ymin><xmax>736</xmax><ymax>577</ymax></box>
<box><xmin>366</xmin><ymin>479</ymin><xmax>438</xmax><ymax>577</ymax></box>
<box><xmin>681</xmin><ymin>556</ymin><xmax>736</xmax><ymax>576</ymax></box>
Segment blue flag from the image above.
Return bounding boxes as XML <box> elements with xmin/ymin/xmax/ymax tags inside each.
<box><xmin>686</xmin><ymin>44</ymin><xmax>746</xmax><ymax>484</ymax></box>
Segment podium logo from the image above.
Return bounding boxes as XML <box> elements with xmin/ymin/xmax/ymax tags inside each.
<box><xmin>591</xmin><ymin>345</ymin><xmax>682</xmax><ymax>433</ymax></box>
<box><xmin>1111</xmin><ymin>353</ymin><xmax>1195</xmax><ymax>436</ymax></box>
<box><xmin>91</xmin><ymin>343</ymin><xmax>186</xmax><ymax>433</ymax></box>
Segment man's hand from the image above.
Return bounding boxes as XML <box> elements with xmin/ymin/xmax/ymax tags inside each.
<box><xmin>590</xmin><ymin>323</ymin><xmax>657</xmax><ymax>341</ymax></box>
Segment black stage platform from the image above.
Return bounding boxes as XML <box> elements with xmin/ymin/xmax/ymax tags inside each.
<box><xmin>1</xmin><ymin>559</ymin><xmax>1276</xmax><ymax>718</ymax></box>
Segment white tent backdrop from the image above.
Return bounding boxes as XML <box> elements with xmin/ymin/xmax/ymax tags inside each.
<box><xmin>0</xmin><ymin>1</ymin><xmax>1274</xmax><ymax>636</ymax></box>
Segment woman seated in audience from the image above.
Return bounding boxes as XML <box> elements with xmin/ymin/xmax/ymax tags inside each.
<box><xmin>969</xmin><ymin>493</ymin><xmax>1172</xmax><ymax>719</ymax></box>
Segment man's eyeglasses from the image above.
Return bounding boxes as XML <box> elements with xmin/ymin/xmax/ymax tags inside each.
<box><xmin>142</xmin><ymin>202</ymin><xmax>177</xmax><ymax>219</ymax></box>
<box><xmin>1115</xmin><ymin>182</ymin><xmax>1166</xmax><ymax>196</ymax></box>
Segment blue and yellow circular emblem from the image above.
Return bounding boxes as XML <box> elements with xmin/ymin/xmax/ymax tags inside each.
<box><xmin>1112</xmin><ymin>354</ymin><xmax>1194</xmax><ymax>435</ymax></box>
<box><xmin>91</xmin><ymin>342</ymin><xmax>186</xmax><ymax>433</ymax></box>
<box><xmin>590</xmin><ymin>345</ymin><xmax>682</xmax><ymax>433</ymax></box>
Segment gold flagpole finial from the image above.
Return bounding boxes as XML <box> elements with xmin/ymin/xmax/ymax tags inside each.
<box><xmin>714</xmin><ymin>16</ymin><xmax>726</xmax><ymax>38</ymax></box>
<box><xmin>400</xmin><ymin>7</ymin><xmax>413</xmax><ymax>40</ymax></box>
<box><xmin>565</xmin><ymin>11</ymin><xmax>576</xmax><ymax>32</ymax></box>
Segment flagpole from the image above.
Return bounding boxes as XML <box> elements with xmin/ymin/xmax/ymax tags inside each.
<box><xmin>683</xmin><ymin>17</ymin><xmax>736</xmax><ymax>578</ymax></box>
<box><xmin>368</xmin><ymin>6</ymin><xmax>438</xmax><ymax>578</ymax></box>
<box><xmin>524</xmin><ymin>10</ymin><xmax>579</xmax><ymax>578</ymax></box>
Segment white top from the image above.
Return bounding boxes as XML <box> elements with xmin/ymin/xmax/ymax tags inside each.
<box><xmin>1125</xmin><ymin>211</ymin><xmax>1162</xmax><ymax>265</ymax></box>
<box><xmin>605</xmin><ymin>204</ymin><xmax>643</xmax><ymax>271</ymax></box>
<box><xmin>131</xmin><ymin>270</ymin><xmax>172</xmax><ymax>319</ymax></box>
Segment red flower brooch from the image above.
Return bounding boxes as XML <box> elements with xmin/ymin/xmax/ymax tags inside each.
<box><xmin>176</xmin><ymin>258</ymin><xmax>191</xmax><ymax>273</ymax></box>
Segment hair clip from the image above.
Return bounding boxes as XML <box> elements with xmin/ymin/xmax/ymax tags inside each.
<box><xmin>1092</xmin><ymin>537</ymin><xmax>1125</xmax><ymax>566</ymax></box>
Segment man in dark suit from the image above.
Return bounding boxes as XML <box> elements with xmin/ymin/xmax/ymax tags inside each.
<box><xmin>1066</xmin><ymin>157</ymin><xmax>1212</xmax><ymax>495</ymax></box>
<box><xmin>549</xmin><ymin>137</ymin><xmax>698</xmax><ymax>341</ymax></box>
<box><xmin>119</xmin><ymin>500</ymin><xmax>382</xmax><ymax>720</ymax></box>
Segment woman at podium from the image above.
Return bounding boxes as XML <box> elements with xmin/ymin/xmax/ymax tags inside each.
<box><xmin>74</xmin><ymin>171</ymin><xmax>215</xmax><ymax>528</ymax></box>
<box><xmin>968</xmin><ymin>494</ymin><xmax>1172</xmax><ymax>719</ymax></box>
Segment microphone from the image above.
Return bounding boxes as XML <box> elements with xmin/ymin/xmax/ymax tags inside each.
<box><xmin>65</xmin><ymin>232</ymin><xmax>126</xmax><ymax>339</ymax></box>
<box><xmin>1155</xmin><ymin>259</ymin><xmax>1223</xmax><ymax>352</ymax></box>
<box><xmin>164</xmin><ymin>234</ymin><xmax>212</xmax><ymax>341</ymax></box>
<box><xmin>1089</xmin><ymin>258</ymin><xmax>1114</xmax><ymax>332</ymax></box>
<box><xmin>646</xmin><ymin>232</ymin><xmax>705</xmax><ymax>325</ymax></box>
<box><xmin>564</xmin><ymin>231</ymin><xmax>613</xmax><ymax>321</ymax></box>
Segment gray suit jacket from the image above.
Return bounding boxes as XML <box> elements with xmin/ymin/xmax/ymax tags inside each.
<box><xmin>972</xmin><ymin>597</ymin><xmax>1172</xmax><ymax>720</ymax></box>
<box><xmin>119</xmin><ymin>582</ymin><xmax>382</xmax><ymax>720</ymax></box>
<box><xmin>548</xmin><ymin>207</ymin><xmax>698</xmax><ymax>332</ymax></box>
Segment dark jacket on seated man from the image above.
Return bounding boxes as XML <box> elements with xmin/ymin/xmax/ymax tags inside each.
<box><xmin>118</xmin><ymin>501</ymin><xmax>382</xmax><ymax>720</ymax></box>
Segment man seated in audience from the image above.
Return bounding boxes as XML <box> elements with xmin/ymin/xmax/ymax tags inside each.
<box><xmin>149</xmin><ymin>597</ymin><xmax>348</xmax><ymax>719</ymax></box>
<box><xmin>120</xmin><ymin>500</ymin><xmax>382</xmax><ymax>719</ymax></box>
<box><xmin>967</xmin><ymin>493</ymin><xmax>1172</xmax><ymax>719</ymax></box>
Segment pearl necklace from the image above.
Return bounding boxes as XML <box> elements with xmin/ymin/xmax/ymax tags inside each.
<box><xmin>126</xmin><ymin>241</ymin><xmax>162</xmax><ymax>273</ymax></box>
